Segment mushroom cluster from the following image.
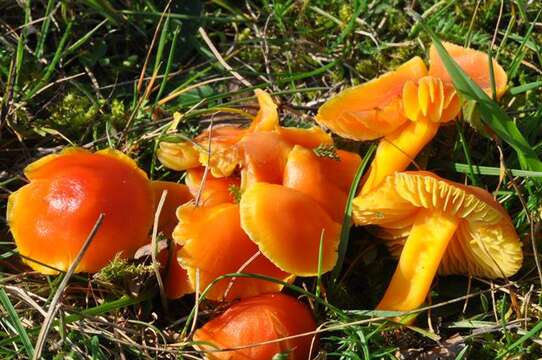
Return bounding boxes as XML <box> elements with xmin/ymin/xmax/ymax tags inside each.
<box><xmin>5</xmin><ymin>40</ymin><xmax>526</xmax><ymax>358</ymax></box>
<box><xmin>158</xmin><ymin>90</ymin><xmax>361</xmax><ymax>301</ymax></box>
<box><xmin>316</xmin><ymin>42</ymin><xmax>522</xmax><ymax>315</ymax></box>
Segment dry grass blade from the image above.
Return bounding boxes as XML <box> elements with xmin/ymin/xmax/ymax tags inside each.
<box><xmin>32</xmin><ymin>213</ymin><xmax>105</xmax><ymax>360</ymax></box>
<box><xmin>152</xmin><ymin>189</ymin><xmax>168</xmax><ymax>313</ymax></box>
<box><xmin>198</xmin><ymin>27</ymin><xmax>252</xmax><ymax>87</ymax></box>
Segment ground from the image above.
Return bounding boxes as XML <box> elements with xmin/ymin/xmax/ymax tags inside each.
<box><xmin>1</xmin><ymin>0</ymin><xmax>542</xmax><ymax>359</ymax></box>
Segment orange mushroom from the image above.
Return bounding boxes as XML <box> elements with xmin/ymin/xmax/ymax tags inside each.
<box><xmin>158</xmin><ymin>90</ymin><xmax>334</xmax><ymax>184</ymax></box>
<box><xmin>283</xmin><ymin>145</ymin><xmax>361</xmax><ymax>222</ymax></box>
<box><xmin>173</xmin><ymin>203</ymin><xmax>291</xmax><ymax>301</ymax></box>
<box><xmin>352</xmin><ymin>171</ymin><xmax>522</xmax><ymax>312</ymax></box>
<box><xmin>7</xmin><ymin>148</ymin><xmax>154</xmax><ymax>274</ymax></box>
<box><xmin>240</xmin><ymin>183</ymin><xmax>341</xmax><ymax>275</ymax></box>
<box><xmin>194</xmin><ymin>293</ymin><xmax>317</xmax><ymax>360</ymax></box>
<box><xmin>316</xmin><ymin>42</ymin><xmax>507</xmax><ymax>194</ymax></box>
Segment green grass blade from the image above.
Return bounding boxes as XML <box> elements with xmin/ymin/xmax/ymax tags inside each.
<box><xmin>0</xmin><ymin>288</ymin><xmax>34</xmax><ymax>358</ymax></box>
<box><xmin>448</xmin><ymin>162</ymin><xmax>542</xmax><ymax>178</ymax></box>
<box><xmin>497</xmin><ymin>320</ymin><xmax>542</xmax><ymax>359</ymax></box>
<box><xmin>26</xmin><ymin>22</ymin><xmax>73</xmax><ymax>99</ymax></box>
<box><xmin>509</xmin><ymin>81</ymin><xmax>542</xmax><ymax>96</ymax></box>
<box><xmin>331</xmin><ymin>144</ymin><xmax>376</xmax><ymax>282</ymax></box>
<box><xmin>35</xmin><ymin>0</ymin><xmax>56</xmax><ymax>59</ymax></box>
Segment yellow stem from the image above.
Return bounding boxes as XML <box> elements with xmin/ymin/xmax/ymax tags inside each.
<box><xmin>360</xmin><ymin>118</ymin><xmax>439</xmax><ymax>195</ymax></box>
<box><xmin>377</xmin><ymin>209</ymin><xmax>459</xmax><ymax>311</ymax></box>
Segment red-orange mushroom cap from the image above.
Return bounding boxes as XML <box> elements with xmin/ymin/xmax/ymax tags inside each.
<box><xmin>173</xmin><ymin>203</ymin><xmax>291</xmax><ymax>301</ymax></box>
<box><xmin>7</xmin><ymin>148</ymin><xmax>154</xmax><ymax>274</ymax></box>
<box><xmin>240</xmin><ymin>183</ymin><xmax>341</xmax><ymax>276</ymax></box>
<box><xmin>194</xmin><ymin>293</ymin><xmax>317</xmax><ymax>360</ymax></box>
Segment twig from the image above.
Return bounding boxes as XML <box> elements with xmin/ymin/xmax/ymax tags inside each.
<box><xmin>152</xmin><ymin>190</ymin><xmax>169</xmax><ymax>314</ymax></box>
<box><xmin>33</xmin><ymin>213</ymin><xmax>105</xmax><ymax>360</ymax></box>
<box><xmin>198</xmin><ymin>27</ymin><xmax>252</xmax><ymax>87</ymax></box>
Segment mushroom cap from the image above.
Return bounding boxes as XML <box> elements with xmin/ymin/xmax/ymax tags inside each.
<box><xmin>7</xmin><ymin>148</ymin><xmax>154</xmax><ymax>274</ymax></box>
<box><xmin>173</xmin><ymin>203</ymin><xmax>290</xmax><ymax>301</ymax></box>
<box><xmin>151</xmin><ymin>181</ymin><xmax>193</xmax><ymax>238</ymax></box>
<box><xmin>283</xmin><ymin>145</ymin><xmax>361</xmax><ymax>222</ymax></box>
<box><xmin>157</xmin><ymin>141</ymin><xmax>201</xmax><ymax>171</ymax></box>
<box><xmin>429</xmin><ymin>42</ymin><xmax>508</xmax><ymax>99</ymax></box>
<box><xmin>158</xmin><ymin>245</ymin><xmax>193</xmax><ymax>299</ymax></box>
<box><xmin>239</xmin><ymin>131</ymin><xmax>293</xmax><ymax>188</ymax></box>
<box><xmin>315</xmin><ymin>57</ymin><xmax>428</xmax><ymax>141</ymax></box>
<box><xmin>352</xmin><ymin>171</ymin><xmax>523</xmax><ymax>278</ymax></box>
<box><xmin>193</xmin><ymin>293</ymin><xmax>317</xmax><ymax>360</ymax></box>
<box><xmin>185</xmin><ymin>167</ymin><xmax>240</xmax><ymax>206</ymax></box>
<box><xmin>240</xmin><ymin>183</ymin><xmax>341</xmax><ymax>276</ymax></box>
<box><xmin>196</xmin><ymin>125</ymin><xmax>246</xmax><ymax>178</ymax></box>
<box><xmin>248</xmin><ymin>89</ymin><xmax>280</xmax><ymax>132</ymax></box>
<box><xmin>276</xmin><ymin>126</ymin><xmax>333</xmax><ymax>149</ymax></box>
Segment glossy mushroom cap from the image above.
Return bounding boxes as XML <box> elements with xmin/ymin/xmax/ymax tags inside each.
<box><xmin>240</xmin><ymin>183</ymin><xmax>341</xmax><ymax>276</ymax></box>
<box><xmin>194</xmin><ymin>293</ymin><xmax>317</xmax><ymax>360</ymax></box>
<box><xmin>283</xmin><ymin>145</ymin><xmax>361</xmax><ymax>222</ymax></box>
<box><xmin>353</xmin><ymin>171</ymin><xmax>522</xmax><ymax>311</ymax></box>
<box><xmin>7</xmin><ymin>148</ymin><xmax>154</xmax><ymax>274</ymax></box>
<box><xmin>315</xmin><ymin>57</ymin><xmax>428</xmax><ymax>141</ymax></box>
<box><xmin>173</xmin><ymin>203</ymin><xmax>290</xmax><ymax>301</ymax></box>
<box><xmin>354</xmin><ymin>171</ymin><xmax>522</xmax><ymax>277</ymax></box>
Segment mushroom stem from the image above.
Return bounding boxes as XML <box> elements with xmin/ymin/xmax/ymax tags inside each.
<box><xmin>360</xmin><ymin>118</ymin><xmax>439</xmax><ymax>195</ymax></box>
<box><xmin>377</xmin><ymin>209</ymin><xmax>459</xmax><ymax>312</ymax></box>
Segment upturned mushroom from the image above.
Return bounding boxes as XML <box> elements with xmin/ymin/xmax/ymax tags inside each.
<box><xmin>352</xmin><ymin>171</ymin><xmax>523</xmax><ymax>312</ymax></box>
<box><xmin>194</xmin><ymin>293</ymin><xmax>317</xmax><ymax>360</ymax></box>
<box><xmin>315</xmin><ymin>42</ymin><xmax>507</xmax><ymax>194</ymax></box>
<box><xmin>7</xmin><ymin>148</ymin><xmax>154</xmax><ymax>274</ymax></box>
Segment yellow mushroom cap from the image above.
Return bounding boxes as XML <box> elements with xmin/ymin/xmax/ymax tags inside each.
<box><xmin>315</xmin><ymin>57</ymin><xmax>428</xmax><ymax>141</ymax></box>
<box><xmin>240</xmin><ymin>183</ymin><xmax>341</xmax><ymax>276</ymax></box>
<box><xmin>353</xmin><ymin>171</ymin><xmax>523</xmax><ymax>278</ymax></box>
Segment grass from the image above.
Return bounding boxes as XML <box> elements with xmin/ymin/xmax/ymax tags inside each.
<box><xmin>1</xmin><ymin>0</ymin><xmax>542</xmax><ymax>358</ymax></box>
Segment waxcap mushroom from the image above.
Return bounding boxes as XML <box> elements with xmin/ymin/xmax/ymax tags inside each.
<box><xmin>315</xmin><ymin>56</ymin><xmax>428</xmax><ymax>141</ymax></box>
<box><xmin>353</xmin><ymin>171</ymin><xmax>523</xmax><ymax>311</ymax></box>
<box><xmin>193</xmin><ymin>293</ymin><xmax>317</xmax><ymax>360</ymax></box>
<box><xmin>7</xmin><ymin>148</ymin><xmax>154</xmax><ymax>274</ymax></box>
<box><xmin>173</xmin><ymin>203</ymin><xmax>291</xmax><ymax>301</ymax></box>
<box><xmin>240</xmin><ymin>183</ymin><xmax>341</xmax><ymax>276</ymax></box>
<box><xmin>283</xmin><ymin>145</ymin><xmax>361</xmax><ymax>222</ymax></box>
<box><xmin>316</xmin><ymin>42</ymin><xmax>507</xmax><ymax>195</ymax></box>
